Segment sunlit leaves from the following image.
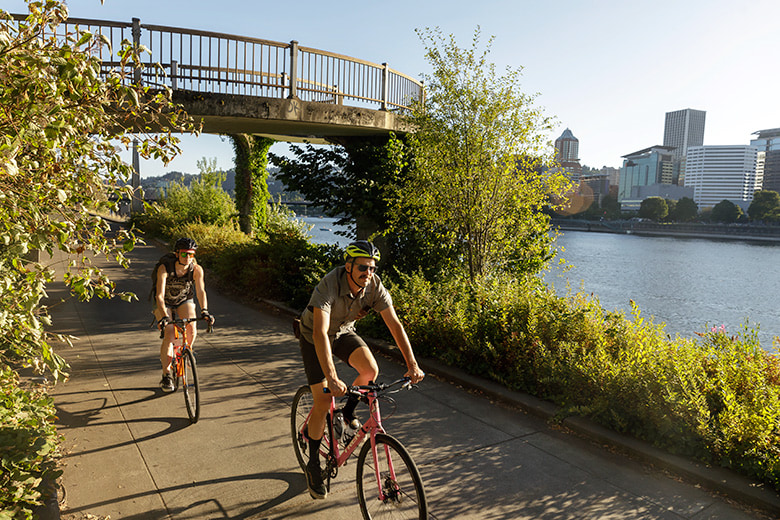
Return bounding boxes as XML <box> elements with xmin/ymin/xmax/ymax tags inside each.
<box><xmin>392</xmin><ymin>27</ymin><xmax>572</xmax><ymax>281</ymax></box>
<box><xmin>0</xmin><ymin>0</ymin><xmax>196</xmax><ymax>379</ymax></box>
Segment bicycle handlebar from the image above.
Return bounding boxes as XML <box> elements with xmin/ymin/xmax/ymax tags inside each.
<box><xmin>155</xmin><ymin>316</ymin><xmax>214</xmax><ymax>338</ymax></box>
<box><xmin>324</xmin><ymin>377</ymin><xmax>414</xmax><ymax>395</ymax></box>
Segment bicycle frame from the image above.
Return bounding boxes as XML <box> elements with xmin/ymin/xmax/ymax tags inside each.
<box><xmin>307</xmin><ymin>379</ymin><xmax>409</xmax><ymax>499</ymax></box>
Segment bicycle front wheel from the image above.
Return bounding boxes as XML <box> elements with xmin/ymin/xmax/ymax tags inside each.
<box><xmin>182</xmin><ymin>349</ymin><xmax>200</xmax><ymax>423</ymax></box>
<box><xmin>356</xmin><ymin>433</ymin><xmax>427</xmax><ymax>520</ymax></box>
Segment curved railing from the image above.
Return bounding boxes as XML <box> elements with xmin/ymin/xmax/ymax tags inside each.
<box><xmin>8</xmin><ymin>14</ymin><xmax>424</xmax><ymax>111</ymax></box>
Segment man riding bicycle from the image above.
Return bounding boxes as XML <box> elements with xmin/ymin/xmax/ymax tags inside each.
<box><xmin>154</xmin><ymin>237</ymin><xmax>214</xmax><ymax>392</ymax></box>
<box><xmin>296</xmin><ymin>240</ymin><xmax>425</xmax><ymax>499</ymax></box>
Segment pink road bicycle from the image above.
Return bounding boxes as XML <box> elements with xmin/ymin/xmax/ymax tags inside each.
<box><xmin>291</xmin><ymin>377</ymin><xmax>428</xmax><ymax>519</ymax></box>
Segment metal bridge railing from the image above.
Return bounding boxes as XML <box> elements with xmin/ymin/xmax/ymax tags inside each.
<box><xmin>8</xmin><ymin>14</ymin><xmax>424</xmax><ymax>111</ymax></box>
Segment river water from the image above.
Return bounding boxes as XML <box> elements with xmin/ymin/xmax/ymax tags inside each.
<box><xmin>299</xmin><ymin>217</ymin><xmax>780</xmax><ymax>349</ymax></box>
<box><xmin>546</xmin><ymin>231</ymin><xmax>780</xmax><ymax>348</ymax></box>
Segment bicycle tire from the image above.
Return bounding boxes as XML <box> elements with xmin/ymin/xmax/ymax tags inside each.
<box><xmin>356</xmin><ymin>433</ymin><xmax>427</xmax><ymax>520</ymax></box>
<box><xmin>291</xmin><ymin>385</ymin><xmax>314</xmax><ymax>471</ymax></box>
<box><xmin>182</xmin><ymin>348</ymin><xmax>200</xmax><ymax>423</ymax></box>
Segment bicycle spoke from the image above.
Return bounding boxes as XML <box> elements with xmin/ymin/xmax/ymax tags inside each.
<box><xmin>291</xmin><ymin>386</ymin><xmax>315</xmax><ymax>471</ymax></box>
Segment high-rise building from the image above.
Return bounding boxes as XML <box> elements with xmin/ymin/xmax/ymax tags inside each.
<box><xmin>663</xmin><ymin>109</ymin><xmax>706</xmax><ymax>157</ymax></box>
<box><xmin>750</xmin><ymin>128</ymin><xmax>780</xmax><ymax>192</ymax></box>
<box><xmin>554</xmin><ymin>128</ymin><xmax>582</xmax><ymax>181</ymax></box>
<box><xmin>618</xmin><ymin>145</ymin><xmax>678</xmax><ymax>210</ymax></box>
<box><xmin>663</xmin><ymin>109</ymin><xmax>706</xmax><ymax>185</ymax></box>
<box><xmin>684</xmin><ymin>145</ymin><xmax>760</xmax><ymax>208</ymax></box>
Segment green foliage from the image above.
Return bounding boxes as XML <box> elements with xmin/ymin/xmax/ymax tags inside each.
<box><xmin>0</xmin><ymin>0</ymin><xmax>194</xmax><ymax>373</ymax></box>
<box><xmin>205</xmin><ymin>229</ymin><xmax>341</xmax><ymax>311</ymax></box>
<box><xmin>0</xmin><ymin>368</ymin><xmax>61</xmax><ymax>519</ymax></box>
<box><xmin>134</xmin><ymin>158</ymin><xmax>235</xmax><ymax>237</ymax></box>
<box><xmin>0</xmin><ymin>1</ymin><xmax>196</xmax><ymax>512</ymax></box>
<box><xmin>600</xmin><ymin>194</ymin><xmax>621</xmax><ymax>220</ymax></box>
<box><xmin>639</xmin><ymin>197</ymin><xmax>668</xmax><ymax>221</ymax></box>
<box><xmin>390</xmin><ymin>272</ymin><xmax>780</xmax><ymax>489</ymax></box>
<box><xmin>670</xmin><ymin>197</ymin><xmax>698</xmax><ymax>222</ymax></box>
<box><xmin>710</xmin><ymin>199</ymin><xmax>744</xmax><ymax>223</ymax></box>
<box><xmin>231</xmin><ymin>135</ymin><xmax>274</xmax><ymax>236</ymax></box>
<box><xmin>748</xmin><ymin>190</ymin><xmax>780</xmax><ymax>222</ymax></box>
<box><xmin>393</xmin><ymin>27</ymin><xmax>571</xmax><ymax>281</ymax></box>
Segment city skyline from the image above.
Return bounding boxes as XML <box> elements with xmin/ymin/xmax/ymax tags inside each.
<box><xmin>5</xmin><ymin>0</ymin><xmax>780</xmax><ymax>177</ymax></box>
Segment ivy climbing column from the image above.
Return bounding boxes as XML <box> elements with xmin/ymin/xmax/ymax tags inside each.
<box><xmin>230</xmin><ymin>134</ymin><xmax>275</xmax><ymax>236</ymax></box>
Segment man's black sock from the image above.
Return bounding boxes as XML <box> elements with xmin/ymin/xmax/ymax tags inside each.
<box><xmin>342</xmin><ymin>393</ymin><xmax>359</xmax><ymax>421</ymax></box>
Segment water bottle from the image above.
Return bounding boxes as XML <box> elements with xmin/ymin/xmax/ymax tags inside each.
<box><xmin>332</xmin><ymin>410</ymin><xmax>345</xmax><ymax>441</ymax></box>
<box><xmin>343</xmin><ymin>416</ymin><xmax>358</xmax><ymax>445</ymax></box>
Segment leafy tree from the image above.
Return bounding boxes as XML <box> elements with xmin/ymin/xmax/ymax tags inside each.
<box><xmin>269</xmin><ymin>136</ymin><xmax>421</xmax><ymax>272</ymax></box>
<box><xmin>0</xmin><ymin>1</ymin><xmax>194</xmax><ymax>378</ymax></box>
<box><xmin>391</xmin><ymin>27</ymin><xmax>571</xmax><ymax>281</ymax></box>
<box><xmin>639</xmin><ymin>197</ymin><xmax>668</xmax><ymax>221</ymax></box>
<box><xmin>0</xmin><ymin>1</ymin><xmax>195</xmax><ymax>515</ymax></box>
<box><xmin>748</xmin><ymin>190</ymin><xmax>780</xmax><ymax>222</ymax></box>
<box><xmin>710</xmin><ymin>199</ymin><xmax>743</xmax><ymax>223</ymax></box>
<box><xmin>600</xmin><ymin>194</ymin><xmax>621</xmax><ymax>220</ymax></box>
<box><xmin>670</xmin><ymin>197</ymin><xmax>698</xmax><ymax>222</ymax></box>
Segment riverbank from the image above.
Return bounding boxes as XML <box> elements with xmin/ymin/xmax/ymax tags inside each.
<box><xmin>551</xmin><ymin>219</ymin><xmax>780</xmax><ymax>242</ymax></box>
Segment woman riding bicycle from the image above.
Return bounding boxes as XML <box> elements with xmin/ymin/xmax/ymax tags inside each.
<box><xmin>296</xmin><ymin>240</ymin><xmax>425</xmax><ymax>499</ymax></box>
<box><xmin>154</xmin><ymin>237</ymin><xmax>214</xmax><ymax>392</ymax></box>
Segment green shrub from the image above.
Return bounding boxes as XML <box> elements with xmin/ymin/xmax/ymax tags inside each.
<box><xmin>0</xmin><ymin>368</ymin><xmax>61</xmax><ymax>519</ymax></box>
<box><xmin>202</xmin><ymin>222</ymin><xmax>341</xmax><ymax>311</ymax></box>
<box><xmin>390</xmin><ymin>271</ymin><xmax>780</xmax><ymax>490</ymax></box>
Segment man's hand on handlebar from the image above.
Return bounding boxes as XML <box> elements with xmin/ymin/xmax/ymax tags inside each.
<box><xmin>405</xmin><ymin>364</ymin><xmax>425</xmax><ymax>385</ymax></box>
<box><xmin>325</xmin><ymin>376</ymin><xmax>348</xmax><ymax>397</ymax></box>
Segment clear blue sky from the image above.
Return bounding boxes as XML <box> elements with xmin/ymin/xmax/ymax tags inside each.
<box><xmin>6</xmin><ymin>0</ymin><xmax>780</xmax><ymax>176</ymax></box>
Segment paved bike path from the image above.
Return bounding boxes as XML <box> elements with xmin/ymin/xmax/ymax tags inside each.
<box><xmin>42</xmin><ymin>240</ymin><xmax>778</xmax><ymax>519</ymax></box>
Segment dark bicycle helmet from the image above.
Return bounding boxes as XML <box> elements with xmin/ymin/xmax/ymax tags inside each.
<box><xmin>174</xmin><ymin>237</ymin><xmax>198</xmax><ymax>251</ymax></box>
<box><xmin>344</xmin><ymin>240</ymin><xmax>381</xmax><ymax>262</ymax></box>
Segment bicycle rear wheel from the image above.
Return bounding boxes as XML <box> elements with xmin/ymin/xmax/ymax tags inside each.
<box><xmin>182</xmin><ymin>349</ymin><xmax>200</xmax><ymax>423</ymax></box>
<box><xmin>356</xmin><ymin>433</ymin><xmax>427</xmax><ymax>520</ymax></box>
<box><xmin>291</xmin><ymin>385</ymin><xmax>315</xmax><ymax>471</ymax></box>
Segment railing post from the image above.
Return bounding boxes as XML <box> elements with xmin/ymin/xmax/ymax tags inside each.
<box><xmin>288</xmin><ymin>40</ymin><xmax>299</xmax><ymax>99</ymax></box>
<box><xmin>132</xmin><ymin>18</ymin><xmax>141</xmax><ymax>85</ymax></box>
<box><xmin>131</xmin><ymin>139</ymin><xmax>142</xmax><ymax>215</ymax></box>
<box><xmin>381</xmin><ymin>62</ymin><xmax>389</xmax><ymax>111</ymax></box>
<box><xmin>171</xmin><ymin>60</ymin><xmax>178</xmax><ymax>90</ymax></box>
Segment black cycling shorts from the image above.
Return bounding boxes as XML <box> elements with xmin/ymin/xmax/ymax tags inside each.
<box><xmin>299</xmin><ymin>331</ymin><xmax>368</xmax><ymax>386</ymax></box>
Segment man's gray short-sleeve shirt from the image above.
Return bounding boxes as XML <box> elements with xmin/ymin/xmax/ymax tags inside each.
<box><xmin>299</xmin><ymin>266</ymin><xmax>392</xmax><ymax>343</ymax></box>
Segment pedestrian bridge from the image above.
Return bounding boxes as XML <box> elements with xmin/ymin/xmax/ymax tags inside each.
<box><xmin>20</xmin><ymin>15</ymin><xmax>424</xmax><ymax>142</ymax></box>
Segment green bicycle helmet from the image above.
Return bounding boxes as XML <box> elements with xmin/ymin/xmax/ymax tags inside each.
<box><xmin>344</xmin><ymin>240</ymin><xmax>381</xmax><ymax>262</ymax></box>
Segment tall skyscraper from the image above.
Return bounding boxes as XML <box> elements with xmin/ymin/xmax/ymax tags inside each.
<box><xmin>554</xmin><ymin>128</ymin><xmax>582</xmax><ymax>181</ymax></box>
<box><xmin>663</xmin><ymin>109</ymin><xmax>706</xmax><ymax>158</ymax></box>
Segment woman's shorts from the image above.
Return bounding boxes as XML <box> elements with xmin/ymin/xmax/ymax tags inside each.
<box><xmin>165</xmin><ymin>298</ymin><xmax>195</xmax><ymax>316</ymax></box>
<box><xmin>299</xmin><ymin>331</ymin><xmax>368</xmax><ymax>386</ymax></box>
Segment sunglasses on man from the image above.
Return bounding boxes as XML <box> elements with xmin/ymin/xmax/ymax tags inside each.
<box><xmin>355</xmin><ymin>264</ymin><xmax>377</xmax><ymax>273</ymax></box>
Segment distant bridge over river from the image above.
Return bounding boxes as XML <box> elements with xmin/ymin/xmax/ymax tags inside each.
<box><xmin>10</xmin><ymin>14</ymin><xmax>424</xmax><ymax>142</ymax></box>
